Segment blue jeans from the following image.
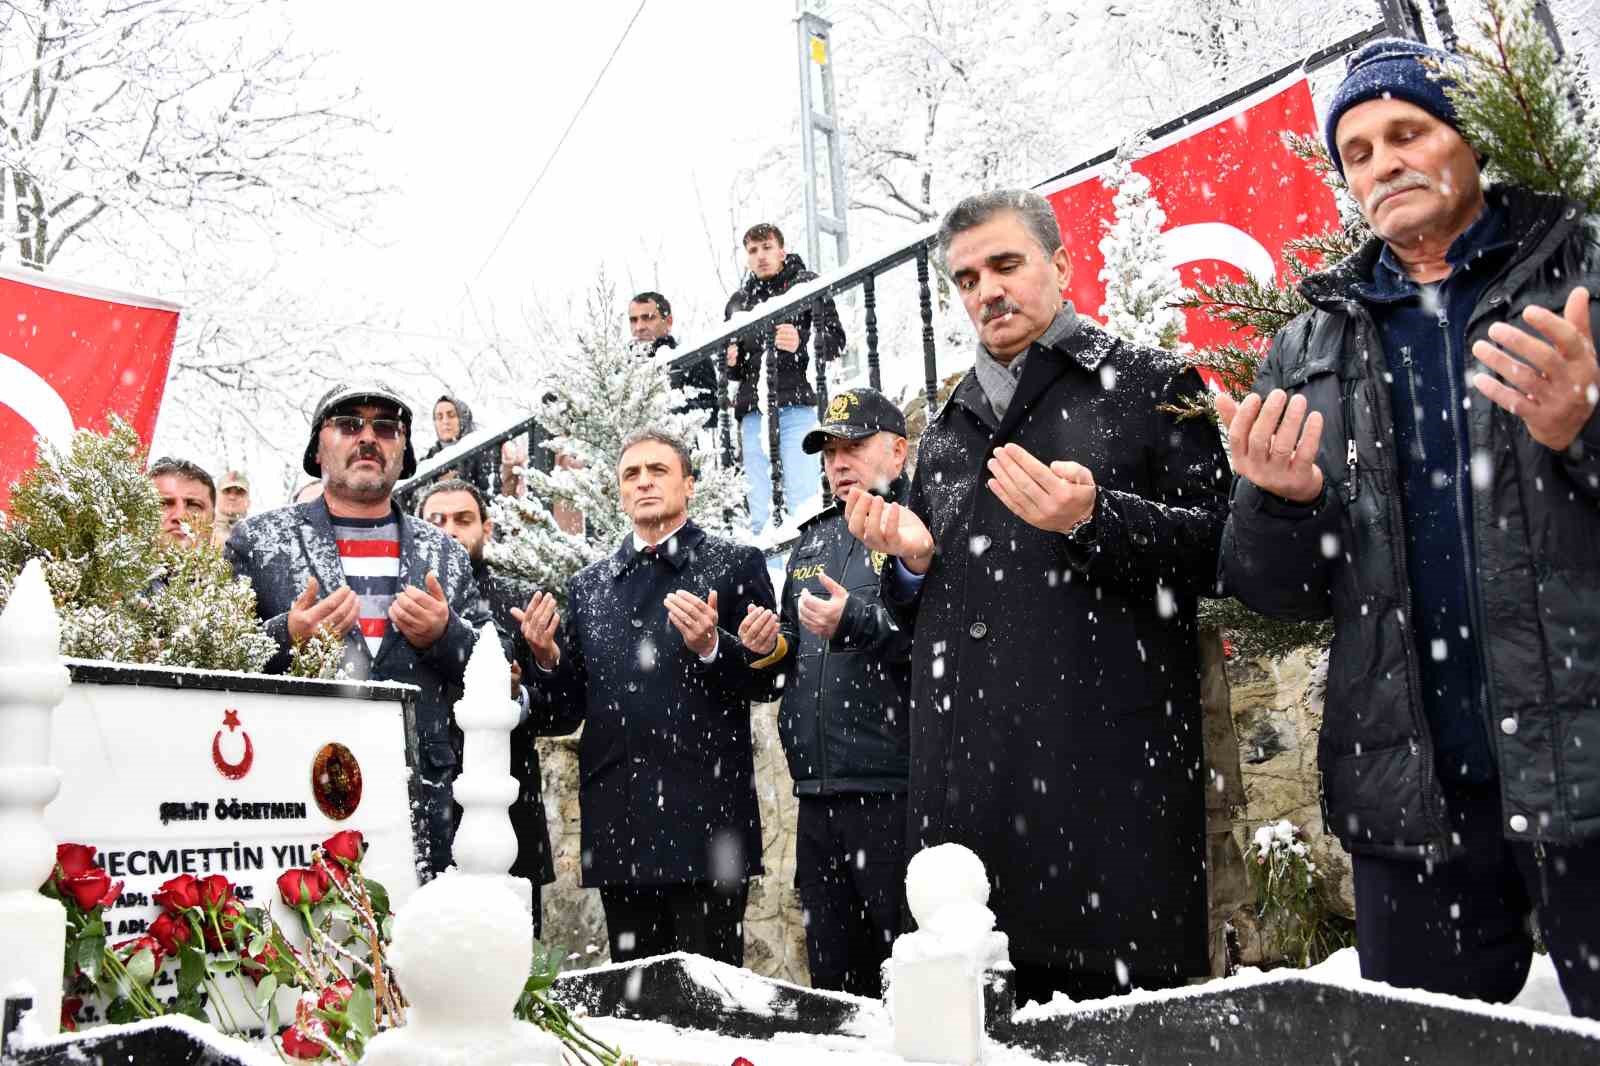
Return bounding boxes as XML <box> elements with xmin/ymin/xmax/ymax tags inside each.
<box><xmin>741</xmin><ymin>407</ymin><xmax>822</xmax><ymax>533</ymax></box>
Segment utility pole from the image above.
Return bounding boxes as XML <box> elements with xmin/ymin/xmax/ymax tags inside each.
<box><xmin>795</xmin><ymin>2</ymin><xmax>849</xmax><ymax>273</ymax></box>
<box><xmin>1375</xmin><ymin>0</ymin><xmax>1426</xmax><ymax>40</ymax></box>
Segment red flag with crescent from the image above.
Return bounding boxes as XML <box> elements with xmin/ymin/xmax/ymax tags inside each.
<box><xmin>0</xmin><ymin>265</ymin><xmax>180</xmax><ymax>513</ymax></box>
<box><xmin>1036</xmin><ymin>72</ymin><xmax>1340</xmax><ymax>354</ymax></box>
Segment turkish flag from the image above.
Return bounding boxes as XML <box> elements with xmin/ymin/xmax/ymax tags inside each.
<box><xmin>1037</xmin><ymin>73</ymin><xmax>1340</xmax><ymax>355</ymax></box>
<box><xmin>0</xmin><ymin>266</ymin><xmax>180</xmax><ymax>513</ymax></box>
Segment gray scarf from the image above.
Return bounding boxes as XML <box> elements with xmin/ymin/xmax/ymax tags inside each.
<box><xmin>973</xmin><ymin>303</ymin><xmax>1079</xmax><ymax>421</ymax></box>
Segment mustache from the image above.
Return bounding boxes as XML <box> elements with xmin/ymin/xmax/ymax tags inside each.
<box><xmin>1365</xmin><ymin>170</ymin><xmax>1431</xmax><ymax>214</ymax></box>
<box><xmin>350</xmin><ymin>445</ymin><xmax>384</xmax><ymax>464</ymax></box>
<box><xmin>980</xmin><ymin>299</ymin><xmax>1023</xmax><ymax>324</ymax></box>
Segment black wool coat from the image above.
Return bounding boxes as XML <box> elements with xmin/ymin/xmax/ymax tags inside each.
<box><xmin>528</xmin><ymin>521</ymin><xmax>778</xmax><ymax>887</ymax></box>
<box><xmin>886</xmin><ymin>319</ymin><xmax>1229</xmax><ymax>978</ymax></box>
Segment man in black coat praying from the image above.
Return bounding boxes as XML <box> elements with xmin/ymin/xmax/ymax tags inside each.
<box><xmin>846</xmin><ymin>189</ymin><xmax>1229</xmax><ymax>1005</ymax></box>
<box><xmin>518</xmin><ymin>428</ymin><xmax>778</xmax><ymax>965</ymax></box>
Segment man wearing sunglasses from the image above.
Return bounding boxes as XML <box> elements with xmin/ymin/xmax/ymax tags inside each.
<box><xmin>225</xmin><ymin>380</ymin><xmax>492</xmax><ymax>875</ymax></box>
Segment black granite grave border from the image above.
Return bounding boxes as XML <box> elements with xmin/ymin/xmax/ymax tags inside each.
<box><xmin>7</xmin><ymin>958</ymin><xmax>1598</xmax><ymax>1065</ymax></box>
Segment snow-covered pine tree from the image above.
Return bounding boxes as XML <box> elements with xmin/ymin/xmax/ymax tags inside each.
<box><xmin>487</xmin><ymin>279</ymin><xmax>748</xmax><ymax>601</ymax></box>
<box><xmin>1097</xmin><ymin>144</ymin><xmax>1190</xmax><ymax>350</ymax></box>
<box><xmin>1172</xmin><ymin>133</ymin><xmax>1371</xmax><ymax>413</ymax></box>
<box><xmin>1165</xmin><ymin>135</ymin><xmax>1369</xmax><ymax>660</ymax></box>
<box><xmin>0</xmin><ymin>418</ymin><xmax>277</xmax><ymax>671</ymax></box>
<box><xmin>1437</xmin><ymin>0</ymin><xmax>1600</xmax><ymax>210</ymax></box>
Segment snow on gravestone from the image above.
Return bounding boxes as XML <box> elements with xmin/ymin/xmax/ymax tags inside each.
<box><xmin>891</xmin><ymin>844</ymin><xmax>1011</xmax><ymax>1066</ymax></box>
<box><xmin>42</xmin><ymin>656</ymin><xmax>425</xmax><ymax>1027</ymax></box>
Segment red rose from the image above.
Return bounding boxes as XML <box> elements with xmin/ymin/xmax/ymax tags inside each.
<box><xmin>278</xmin><ymin>1025</ymin><xmax>327</xmax><ymax>1060</ymax></box>
<box><xmin>242</xmin><ymin>941</ymin><xmax>280</xmax><ymax>982</ymax></box>
<box><xmin>316</xmin><ymin>978</ymin><xmax>354</xmax><ymax>1014</ymax></box>
<box><xmin>113</xmin><ymin>934</ymin><xmax>166</xmax><ymax>973</ymax></box>
<box><xmin>148</xmin><ymin>911</ymin><xmax>194</xmax><ymax>956</ymax></box>
<box><xmin>199</xmin><ymin>874</ymin><xmax>236</xmax><ymax>911</ymax></box>
<box><xmin>55</xmin><ymin>844</ymin><xmax>98</xmax><ymax>879</ymax></box>
<box><xmin>321</xmin><ymin>830</ymin><xmax>365</xmax><ymax>865</ymax></box>
<box><xmin>204</xmin><ymin>898</ymin><xmax>247</xmax><ymax>953</ymax></box>
<box><xmin>61</xmin><ymin>867</ymin><xmax>123</xmax><ymax>911</ymax></box>
<box><xmin>61</xmin><ymin>996</ymin><xmax>82</xmax><ymax>1032</ymax></box>
<box><xmin>732</xmin><ymin>1058</ymin><xmax>756</xmax><ymax>1066</ymax></box>
<box><xmin>277</xmin><ymin>867</ymin><xmax>331</xmax><ymax>907</ymax></box>
<box><xmin>155</xmin><ymin>873</ymin><xmax>203</xmax><ymax>914</ymax></box>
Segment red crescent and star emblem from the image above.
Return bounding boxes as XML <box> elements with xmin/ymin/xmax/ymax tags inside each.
<box><xmin>212</xmin><ymin>707</ymin><xmax>254</xmax><ymax>780</ymax></box>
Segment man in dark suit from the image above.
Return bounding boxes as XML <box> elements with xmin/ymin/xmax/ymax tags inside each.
<box><xmin>226</xmin><ymin>380</ymin><xmax>491</xmax><ymax>875</ymax></box>
<box><xmin>519</xmin><ymin>427</ymin><xmax>777</xmax><ymax>965</ymax></box>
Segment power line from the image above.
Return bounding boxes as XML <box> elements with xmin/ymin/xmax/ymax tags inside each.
<box><xmin>471</xmin><ymin>0</ymin><xmax>650</xmax><ymax>282</ymax></box>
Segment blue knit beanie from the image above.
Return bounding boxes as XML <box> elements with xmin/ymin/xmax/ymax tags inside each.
<box><xmin>1324</xmin><ymin>38</ymin><xmax>1462</xmax><ymax>177</ymax></box>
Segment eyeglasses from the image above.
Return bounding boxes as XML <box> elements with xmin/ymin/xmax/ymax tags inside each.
<box><xmin>325</xmin><ymin>415</ymin><xmax>406</xmax><ymax>441</ymax></box>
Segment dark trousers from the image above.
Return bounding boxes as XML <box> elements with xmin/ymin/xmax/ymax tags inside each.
<box><xmin>1352</xmin><ymin>779</ymin><xmax>1600</xmax><ymax>1019</ymax></box>
<box><xmin>599</xmin><ymin>881</ymin><xmax>749</xmax><ymax>966</ymax></box>
<box><xmin>795</xmin><ymin>792</ymin><xmax>906</xmax><ymax>997</ymax></box>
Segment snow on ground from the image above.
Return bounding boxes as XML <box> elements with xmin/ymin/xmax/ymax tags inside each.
<box><xmin>1010</xmin><ymin>947</ymin><xmax>1598</xmax><ymax>1040</ymax></box>
<box><xmin>1306</xmin><ymin>946</ymin><xmax>1577</xmax><ymax>1020</ymax></box>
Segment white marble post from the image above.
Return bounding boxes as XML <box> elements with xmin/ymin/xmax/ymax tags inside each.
<box><xmin>449</xmin><ymin>627</ymin><xmax>529</xmax><ymax>905</ymax></box>
<box><xmin>360</xmin><ymin>627</ymin><xmax>563</xmax><ymax>1065</ymax></box>
<box><xmin>891</xmin><ymin>844</ymin><xmax>1012</xmax><ymax>1066</ymax></box>
<box><xmin>0</xmin><ymin>561</ymin><xmax>68</xmax><ymax>1044</ymax></box>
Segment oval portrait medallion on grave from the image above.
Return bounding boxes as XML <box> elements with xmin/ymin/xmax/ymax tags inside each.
<box><xmin>311</xmin><ymin>743</ymin><xmax>362</xmax><ymax>820</ymax></box>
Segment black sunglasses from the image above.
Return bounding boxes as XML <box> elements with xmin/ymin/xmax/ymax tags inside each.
<box><xmin>325</xmin><ymin>415</ymin><xmax>407</xmax><ymax>441</ymax></box>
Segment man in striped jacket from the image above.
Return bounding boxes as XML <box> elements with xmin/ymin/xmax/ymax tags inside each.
<box><xmin>226</xmin><ymin>380</ymin><xmax>491</xmax><ymax>874</ymax></box>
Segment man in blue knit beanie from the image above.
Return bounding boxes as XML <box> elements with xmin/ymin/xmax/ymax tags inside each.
<box><xmin>1216</xmin><ymin>36</ymin><xmax>1600</xmax><ymax>1016</ymax></box>
<box><xmin>1322</xmin><ymin>38</ymin><xmax>1464</xmax><ymax>178</ymax></box>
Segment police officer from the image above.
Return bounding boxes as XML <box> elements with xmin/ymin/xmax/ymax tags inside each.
<box><xmin>739</xmin><ymin>387</ymin><xmax>912</xmax><ymax>996</ymax></box>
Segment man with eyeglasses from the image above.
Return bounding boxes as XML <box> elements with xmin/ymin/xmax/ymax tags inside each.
<box><xmin>225</xmin><ymin>380</ymin><xmax>492</xmax><ymax>875</ymax></box>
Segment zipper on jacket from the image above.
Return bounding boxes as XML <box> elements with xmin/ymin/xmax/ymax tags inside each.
<box><xmin>1352</xmin><ymin>311</ymin><xmax>1446</xmax><ymax>851</ymax></box>
<box><xmin>1439</xmin><ymin>312</ymin><xmax>1499</xmax><ymax>790</ymax></box>
<box><xmin>1398</xmin><ymin>346</ymin><xmax>1428</xmax><ymax>466</ymax></box>
<box><xmin>814</xmin><ymin>532</ymin><xmax>834</xmax><ymax>791</ymax></box>
<box><xmin>1344</xmin><ymin>439</ymin><xmax>1359</xmax><ymax>504</ymax></box>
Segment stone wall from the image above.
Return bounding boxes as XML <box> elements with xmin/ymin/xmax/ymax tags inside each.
<box><xmin>1217</xmin><ymin>644</ymin><xmax>1354</xmax><ymax>966</ymax></box>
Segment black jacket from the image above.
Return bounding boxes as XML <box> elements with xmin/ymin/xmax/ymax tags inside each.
<box><xmin>1222</xmin><ymin>187</ymin><xmax>1600</xmax><ymax>857</ymax></box>
<box><xmin>724</xmin><ymin>253</ymin><xmax>847</xmax><ymax>420</ymax></box>
<box><xmin>646</xmin><ymin>335</ymin><xmax>719</xmax><ymax>430</ymax></box>
<box><xmin>462</xmin><ymin>559</ymin><xmax>555</xmax><ymax>886</ymax></box>
<box><xmin>763</xmin><ymin>477</ymin><xmax>912</xmax><ymax>795</ymax></box>
<box><xmin>885</xmin><ymin>318</ymin><xmax>1229</xmax><ymax>976</ymax></box>
<box><xmin>526</xmin><ymin>521</ymin><xmax>778</xmax><ymax>886</ymax></box>
<box><xmin>224</xmin><ymin>498</ymin><xmax>491</xmax><ymax>874</ymax></box>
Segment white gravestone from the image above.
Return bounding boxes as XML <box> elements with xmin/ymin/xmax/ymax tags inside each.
<box><xmin>44</xmin><ymin>648</ymin><xmax>424</xmax><ymax>1027</ymax></box>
